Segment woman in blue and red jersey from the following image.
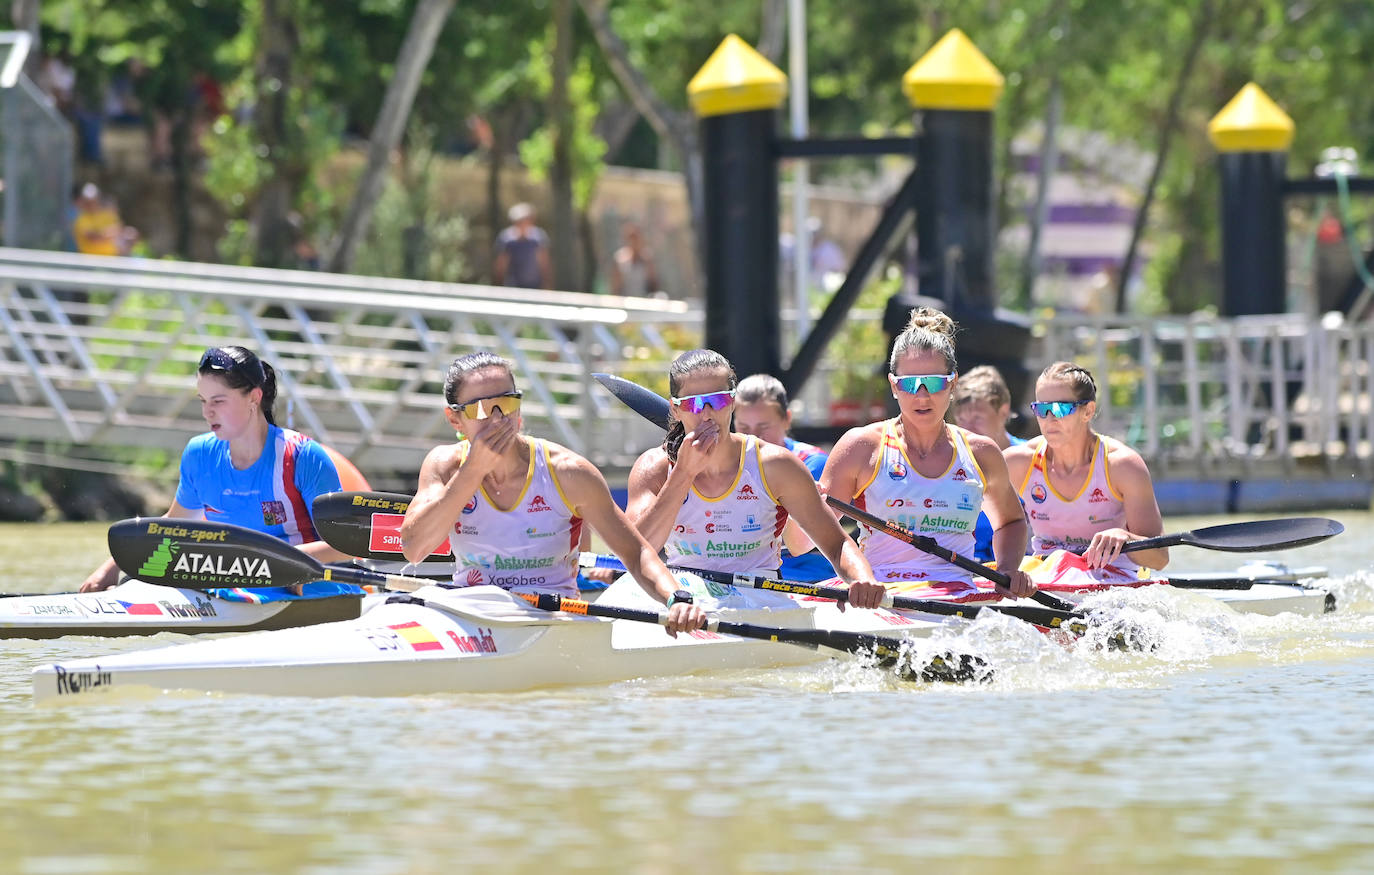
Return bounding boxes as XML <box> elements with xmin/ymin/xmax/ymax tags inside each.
<box><xmin>81</xmin><ymin>345</ymin><xmax>348</xmax><ymax>592</ymax></box>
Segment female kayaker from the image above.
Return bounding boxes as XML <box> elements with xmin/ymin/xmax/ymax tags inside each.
<box><xmin>949</xmin><ymin>365</ymin><xmax>1027</xmax><ymax>563</ymax></box>
<box><xmin>626</xmin><ymin>349</ymin><xmax>885</xmax><ymax>608</ymax></box>
<box><xmin>821</xmin><ymin>308</ymin><xmax>1035</xmax><ymax>601</ymax></box>
<box><xmin>733</xmin><ymin>372</ymin><xmax>834</xmax><ymax>582</ymax></box>
<box><xmin>80</xmin><ymin>345</ymin><xmax>349</xmax><ymax>592</ymax></box>
<box><xmin>401</xmin><ymin>352</ymin><xmax>705</xmax><ymax>635</ymax></box>
<box><xmin>1003</xmin><ymin>361</ymin><xmax>1168</xmax><ymax>579</ymax></box>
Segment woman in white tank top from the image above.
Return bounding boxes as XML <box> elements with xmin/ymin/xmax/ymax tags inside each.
<box><xmin>627</xmin><ymin>349</ymin><xmax>886</xmax><ymax>609</ymax></box>
<box><xmin>822</xmin><ymin>308</ymin><xmax>1036</xmax><ymax>600</ymax></box>
<box><xmin>400</xmin><ymin>352</ymin><xmax>706</xmax><ymax>635</ymax></box>
<box><xmin>1003</xmin><ymin>362</ymin><xmax>1169</xmax><ymax>576</ymax></box>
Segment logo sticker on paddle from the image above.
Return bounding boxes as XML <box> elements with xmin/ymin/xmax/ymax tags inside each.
<box><xmin>135</xmin><ymin>536</ymin><xmax>275</xmax><ymax>587</ymax></box>
<box><xmin>367</xmin><ymin>512</ymin><xmax>453</xmax><ymax>557</ymax></box>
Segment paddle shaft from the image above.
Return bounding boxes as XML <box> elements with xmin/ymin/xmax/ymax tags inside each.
<box><xmin>579</xmin><ymin>553</ymin><xmax>1091</xmax><ymax>635</ymax></box>
<box><xmin>825</xmin><ymin>496</ymin><xmax>1083</xmax><ymax>612</ymax></box>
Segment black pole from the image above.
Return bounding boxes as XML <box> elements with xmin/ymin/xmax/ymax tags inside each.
<box><xmin>915</xmin><ymin>110</ymin><xmax>997</xmax><ymax>315</ymax></box>
<box><xmin>700</xmin><ymin>109</ymin><xmax>780</xmax><ymax>377</ymax></box>
<box><xmin>1218</xmin><ymin>152</ymin><xmax>1287</xmax><ymax>316</ymax></box>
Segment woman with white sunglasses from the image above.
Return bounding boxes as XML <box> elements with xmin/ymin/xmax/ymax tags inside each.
<box><xmin>1003</xmin><ymin>362</ymin><xmax>1169</xmax><ymax>577</ymax></box>
<box><xmin>626</xmin><ymin>349</ymin><xmax>886</xmax><ymax>609</ymax></box>
<box><xmin>401</xmin><ymin>352</ymin><xmax>705</xmax><ymax>635</ymax></box>
<box><xmin>821</xmin><ymin>308</ymin><xmax>1036</xmax><ymax>601</ymax></box>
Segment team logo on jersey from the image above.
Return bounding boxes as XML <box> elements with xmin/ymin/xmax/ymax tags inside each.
<box><xmin>528</xmin><ymin>495</ymin><xmax>552</xmax><ymax>512</ymax></box>
<box><xmin>673</xmin><ymin>524</ymin><xmax>696</xmax><ymax>534</ymax></box>
<box><xmin>738</xmin><ymin>484</ymin><xmax>759</xmax><ymax>500</ymax></box>
<box><xmin>261</xmin><ymin>500</ymin><xmax>287</xmax><ymax>526</ymax></box>
<box><xmin>885</xmin><ymin>498</ymin><xmax>910</xmax><ymax>507</ymax></box>
<box><xmin>952</xmin><ymin>468</ymin><xmax>969</xmax><ymax>482</ymax></box>
<box><xmin>957</xmin><ymin>492</ymin><xmax>976</xmax><ymax>512</ymax></box>
<box><xmin>704</xmin><ymin>522</ymin><xmax>733</xmax><ymax>534</ymax></box>
<box><xmin>1029</xmin><ymin>509</ymin><xmax>1048</xmax><ymax>520</ymax></box>
<box><xmin>922</xmin><ymin>498</ymin><xmax>948</xmax><ymax>509</ymax></box>
<box><xmin>203</xmin><ymin>503</ymin><xmax>225</xmax><ymax>516</ymax></box>
<box><xmin>1089</xmin><ymin>488</ymin><xmax>1109</xmax><ymax>503</ymax></box>
<box><xmin>741</xmin><ymin>514</ymin><xmax>762</xmax><ymax>533</ymax></box>
<box><xmin>462</xmin><ymin>497</ymin><xmax>478</xmax><ymax>514</ymax></box>
<box><xmin>1029</xmin><ymin>484</ymin><xmax>1048</xmax><ymax>504</ymax></box>
<box><xmin>889</xmin><ymin>459</ymin><xmax>907</xmax><ymax>480</ymax></box>
<box><xmin>465</xmin><ymin>568</ymin><xmax>484</xmax><ymax>586</ymax></box>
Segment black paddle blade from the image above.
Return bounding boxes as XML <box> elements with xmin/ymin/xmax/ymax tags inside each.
<box><xmin>1179</xmin><ymin>517</ymin><xmax>1344</xmax><ymax>552</ymax></box>
<box><xmin>107</xmin><ymin>518</ymin><xmax>323</xmax><ymax>589</ymax></box>
<box><xmin>311</xmin><ymin>491</ymin><xmax>455</xmax><ymax>564</ymax></box>
<box><xmin>592</xmin><ymin>373</ymin><xmax>671</xmax><ymax>431</ymax></box>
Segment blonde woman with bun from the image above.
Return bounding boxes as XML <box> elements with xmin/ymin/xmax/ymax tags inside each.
<box><xmin>821</xmin><ymin>308</ymin><xmax>1036</xmax><ymax>601</ymax></box>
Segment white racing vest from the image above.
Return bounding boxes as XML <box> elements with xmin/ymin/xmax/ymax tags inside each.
<box><xmin>853</xmin><ymin>422</ymin><xmax>984</xmax><ymax>588</ymax></box>
<box><xmin>447</xmin><ymin>438</ymin><xmax>582</xmax><ymax>598</ymax></box>
<box><xmin>1017</xmin><ymin>435</ymin><xmax>1139</xmax><ymax>576</ymax></box>
<box><xmin>663</xmin><ymin>436</ymin><xmax>788</xmax><ymax>576</ymax></box>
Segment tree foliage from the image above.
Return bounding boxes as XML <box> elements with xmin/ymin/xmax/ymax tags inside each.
<box><xmin>35</xmin><ymin>0</ymin><xmax>1374</xmax><ymax>310</ymax></box>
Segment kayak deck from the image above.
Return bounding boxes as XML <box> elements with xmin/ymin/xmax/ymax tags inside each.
<box><xmin>0</xmin><ymin>580</ymin><xmax>364</xmax><ymax>639</ymax></box>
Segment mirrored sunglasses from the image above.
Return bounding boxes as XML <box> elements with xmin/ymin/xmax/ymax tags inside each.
<box><xmin>671</xmin><ymin>390</ymin><xmax>735</xmax><ymax>415</ymax></box>
<box><xmin>1030</xmin><ymin>399</ymin><xmax>1089</xmax><ymax>419</ymax></box>
<box><xmin>894</xmin><ymin>373</ymin><xmax>956</xmax><ymax>395</ymax></box>
<box><xmin>450</xmin><ymin>391</ymin><xmax>523</xmax><ymax>419</ymax></box>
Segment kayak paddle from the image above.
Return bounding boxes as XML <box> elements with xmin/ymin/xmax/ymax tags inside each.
<box><xmin>827</xmin><ymin>496</ymin><xmax>1082</xmax><ymax>612</ymax></box>
<box><xmin>310</xmin><ymin>491</ymin><xmax>456</xmax><ymax>565</ymax></box>
<box><xmin>591</xmin><ymin>373</ymin><xmax>670</xmax><ymax>431</ymax></box>
<box><xmin>578</xmin><ymin>553</ymin><xmax>1096</xmax><ymax>637</ymax></box>
<box><xmin>1114</xmin><ymin>517</ymin><xmax>1343</xmax><ymax>554</ymax></box>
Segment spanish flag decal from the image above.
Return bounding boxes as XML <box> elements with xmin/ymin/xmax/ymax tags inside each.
<box><xmin>388</xmin><ymin>620</ymin><xmax>444</xmax><ymax>651</ymax></box>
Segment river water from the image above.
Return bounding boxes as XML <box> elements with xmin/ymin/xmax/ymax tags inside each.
<box><xmin>1</xmin><ymin>512</ymin><xmax>1373</xmax><ymax>873</ymax></box>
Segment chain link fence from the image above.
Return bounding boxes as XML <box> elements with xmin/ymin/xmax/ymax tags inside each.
<box><xmin>1</xmin><ymin>48</ymin><xmax>73</xmax><ymax>251</ymax></box>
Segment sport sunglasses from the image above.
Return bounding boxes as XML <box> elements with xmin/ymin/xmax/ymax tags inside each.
<box><xmin>1030</xmin><ymin>399</ymin><xmax>1089</xmax><ymax>419</ymax></box>
<box><xmin>671</xmin><ymin>390</ymin><xmax>736</xmax><ymax>415</ymax></box>
<box><xmin>449</xmin><ymin>391</ymin><xmax>523</xmax><ymax>419</ymax></box>
<box><xmin>198</xmin><ymin>347</ymin><xmax>265</xmax><ymax>387</ymax></box>
<box><xmin>893</xmin><ymin>373</ymin><xmax>956</xmax><ymax>395</ymax></box>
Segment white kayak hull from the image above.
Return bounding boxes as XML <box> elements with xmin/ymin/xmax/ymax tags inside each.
<box><xmin>32</xmin><ymin>584</ymin><xmax>949</xmax><ymax>703</ymax></box>
<box><xmin>0</xmin><ymin>580</ymin><xmax>365</xmax><ymax>639</ymax></box>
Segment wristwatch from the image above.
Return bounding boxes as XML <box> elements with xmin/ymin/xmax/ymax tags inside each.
<box><xmin>666</xmin><ymin>589</ymin><xmax>694</xmax><ymax>608</ymax></box>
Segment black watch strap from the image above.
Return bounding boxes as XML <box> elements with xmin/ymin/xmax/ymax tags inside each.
<box><xmin>666</xmin><ymin>589</ymin><xmax>694</xmax><ymax>607</ymax></box>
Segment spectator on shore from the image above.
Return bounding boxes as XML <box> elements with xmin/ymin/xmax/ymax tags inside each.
<box><xmin>493</xmin><ymin>203</ymin><xmax>551</xmax><ymax>290</ymax></box>
<box><xmin>72</xmin><ymin>184</ymin><xmax>138</xmax><ymax>256</ymax></box>
<box><xmin>808</xmin><ymin>217</ymin><xmax>847</xmax><ymax>290</ymax></box>
<box><xmin>37</xmin><ymin>49</ymin><xmax>76</xmax><ymax>115</ymax></box>
<box><xmin>610</xmin><ymin>221</ymin><xmax>660</xmax><ymax>297</ymax></box>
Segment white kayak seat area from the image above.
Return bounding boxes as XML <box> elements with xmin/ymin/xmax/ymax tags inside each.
<box><xmin>399</xmin><ymin>584</ymin><xmax>602</xmax><ymax>626</ymax></box>
<box><xmin>596</xmin><ymin>571</ymin><xmax>816</xmax><ymax>629</ymax></box>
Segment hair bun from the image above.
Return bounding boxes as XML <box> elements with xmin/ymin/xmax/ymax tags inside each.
<box><xmin>904</xmin><ymin>306</ymin><xmax>956</xmax><ymax>339</ymax></box>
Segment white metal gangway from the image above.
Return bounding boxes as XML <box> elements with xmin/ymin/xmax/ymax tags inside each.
<box><xmin>0</xmin><ymin>247</ymin><xmax>695</xmax><ymax>480</ymax></box>
<box><xmin>1032</xmin><ymin>311</ymin><xmax>1374</xmax><ymax>475</ymax></box>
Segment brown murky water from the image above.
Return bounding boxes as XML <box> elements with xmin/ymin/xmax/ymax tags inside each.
<box><xmin>1</xmin><ymin>514</ymin><xmax>1372</xmax><ymax>873</ymax></box>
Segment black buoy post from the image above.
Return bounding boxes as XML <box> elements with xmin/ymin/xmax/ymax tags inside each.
<box><xmin>904</xmin><ymin>30</ymin><xmax>1033</xmax><ymax>406</ymax></box>
<box><xmin>1208</xmin><ymin>83</ymin><xmax>1294</xmax><ymax>316</ymax></box>
<box><xmin>688</xmin><ymin>35</ymin><xmax>787</xmax><ymax>378</ymax></box>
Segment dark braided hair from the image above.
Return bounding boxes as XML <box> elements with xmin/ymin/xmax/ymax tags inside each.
<box><xmin>664</xmin><ymin>349</ymin><xmax>737</xmax><ymax>463</ymax></box>
<box><xmin>198</xmin><ymin>346</ymin><xmax>279</xmax><ymax>426</ymax></box>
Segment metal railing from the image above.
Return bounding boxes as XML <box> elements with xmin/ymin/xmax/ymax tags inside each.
<box><xmin>0</xmin><ymin>248</ymin><xmax>697</xmax><ymax>478</ymax></box>
<box><xmin>1032</xmin><ymin>311</ymin><xmax>1374</xmax><ymax>472</ymax></box>
<box><xmin>2</xmin><ymin>247</ymin><xmax>1370</xmax><ymax>479</ymax></box>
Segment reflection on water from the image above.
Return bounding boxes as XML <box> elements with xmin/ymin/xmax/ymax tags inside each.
<box><xmin>1</xmin><ymin>514</ymin><xmax>1373</xmax><ymax>872</ymax></box>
